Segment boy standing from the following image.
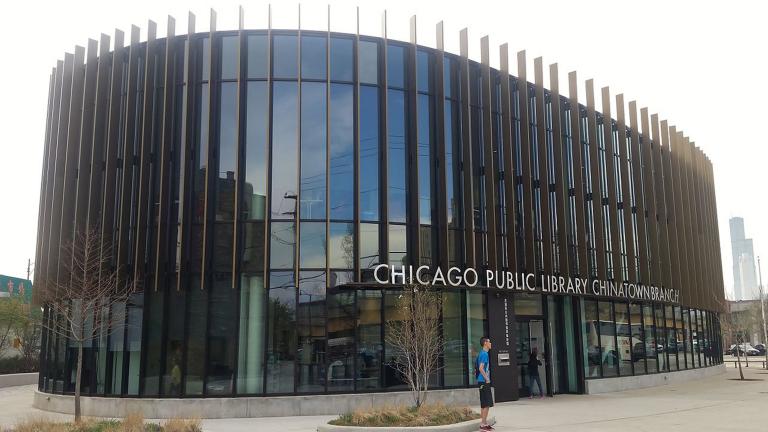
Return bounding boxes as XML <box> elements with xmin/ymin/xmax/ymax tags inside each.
<box><xmin>477</xmin><ymin>337</ymin><xmax>494</xmax><ymax>431</ymax></box>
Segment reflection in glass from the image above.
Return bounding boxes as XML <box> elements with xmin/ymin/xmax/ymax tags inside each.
<box><xmin>614</xmin><ymin>302</ymin><xmax>632</xmax><ymax>376</ymax></box>
<box><xmin>301</xmin><ymin>36</ymin><xmax>326</xmax><ymax>80</ymax></box>
<box><xmin>247</xmin><ymin>35</ymin><xmax>268</xmax><ymax>79</ymax></box>
<box><xmin>330</xmin><ymin>84</ymin><xmax>354</xmax><ymax>220</ymax></box>
<box><xmin>388</xmin><ymin>224</ymin><xmax>407</xmax><ymax>265</ymax></box>
<box><xmin>387</xmin><ymin>90</ymin><xmax>407</xmax><ymax>223</ymax></box>
<box><xmin>466</xmin><ymin>291</ymin><xmax>486</xmax><ymax>385</ymax></box>
<box><xmin>300</xmin><ymin>83</ymin><xmax>327</xmax><ymax>219</ymax></box>
<box><xmin>581</xmin><ymin>299</ymin><xmax>600</xmax><ymax>378</ymax></box>
<box><xmin>271</xmin><ymin>82</ymin><xmax>298</xmax><ymax>219</ymax></box>
<box><xmin>443</xmin><ymin>291</ymin><xmax>465</xmax><ymax>386</ymax></box>
<box><xmin>329</xmin><ymin>223</ymin><xmax>354</xmax><ymax>269</ymax></box>
<box><xmin>220</xmin><ymin>36</ymin><xmax>238</xmax><ymax>80</ymax></box>
<box><xmin>273</xmin><ymin>35</ymin><xmax>297</xmax><ymax>79</ymax></box>
<box><xmin>416</xmin><ymin>49</ymin><xmax>432</xmax><ymax>94</ymax></box>
<box><xmin>358</xmin><ymin>40</ymin><xmax>378</xmax><ymax>84</ymax></box>
<box><xmin>643</xmin><ymin>304</ymin><xmax>658</xmax><ymax>373</ymax></box>
<box><xmin>185</xmin><ymin>283</ymin><xmax>207</xmax><ymax>395</ymax></box>
<box><xmin>238</xmin><ymin>273</ymin><xmax>265</xmax><ymax>394</ymax></box>
<box><xmin>270</xmin><ymin>222</ymin><xmax>295</xmax><ymax>269</ymax></box>
<box><xmin>216</xmin><ymin>82</ymin><xmax>238</xmax><ymax>221</ymax></box>
<box><xmin>327</xmin><ymin>291</ymin><xmax>355</xmax><ymax>391</ymax></box>
<box><xmin>300</xmin><ymin>222</ymin><xmax>326</xmax><ymax>268</ymax></box>
<box><xmin>207</xmin><ymin>275</ymin><xmax>237</xmax><ymax>395</ymax></box>
<box><xmin>359</xmin><ymin>86</ymin><xmax>380</xmax><ymax>221</ymax></box>
<box><xmin>598</xmin><ymin>301</ymin><xmax>617</xmax><ymax>377</ymax></box>
<box><xmin>266</xmin><ymin>272</ymin><xmax>296</xmax><ymax>393</ymax></box>
<box><xmin>241</xmin><ymin>222</ymin><xmax>265</xmax><ymax>272</ymax></box>
<box><xmin>359</xmin><ymin>223</ymin><xmax>379</xmax><ymax>269</ymax></box>
<box><xmin>387</xmin><ymin>45</ymin><xmax>406</xmax><ymax>88</ymax></box>
<box><xmin>629</xmin><ymin>303</ymin><xmax>646</xmax><ymax>375</ymax></box>
<box><xmin>655</xmin><ymin>304</ymin><xmax>668</xmax><ymax>372</ymax></box>
<box><xmin>330</xmin><ymin>38</ymin><xmax>353</xmax><ymax>82</ymax></box>
<box><xmin>297</xmin><ymin>271</ymin><xmax>326</xmax><ymax>393</ymax></box>
<box><xmin>244</xmin><ymin>82</ymin><xmax>268</xmax><ymax>220</ymax></box>
<box><xmin>162</xmin><ymin>289</ymin><xmax>186</xmax><ymax>396</ymax></box>
<box><xmin>357</xmin><ymin>290</ymin><xmax>382</xmax><ymax>389</ymax></box>
<box><xmin>417</xmin><ymin>94</ymin><xmax>432</xmax><ymax>224</ymax></box>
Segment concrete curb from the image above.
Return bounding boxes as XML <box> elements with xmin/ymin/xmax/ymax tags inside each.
<box><xmin>0</xmin><ymin>373</ymin><xmax>38</xmax><ymax>389</ymax></box>
<box><xmin>317</xmin><ymin>417</ymin><xmax>495</xmax><ymax>432</ymax></box>
<box><xmin>33</xmin><ymin>387</ymin><xmax>479</xmax><ymax>419</ymax></box>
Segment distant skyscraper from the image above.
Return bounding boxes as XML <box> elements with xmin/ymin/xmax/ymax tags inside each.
<box><xmin>730</xmin><ymin>217</ymin><xmax>758</xmax><ymax>300</ymax></box>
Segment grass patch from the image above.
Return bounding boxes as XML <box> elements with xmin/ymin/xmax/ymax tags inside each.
<box><xmin>329</xmin><ymin>403</ymin><xmax>479</xmax><ymax>427</ymax></box>
<box><xmin>5</xmin><ymin>414</ymin><xmax>201</xmax><ymax>432</ymax></box>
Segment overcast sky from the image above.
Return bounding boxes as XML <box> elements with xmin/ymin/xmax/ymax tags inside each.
<box><xmin>1</xmin><ymin>0</ymin><xmax>765</xmax><ymax>299</ymax></box>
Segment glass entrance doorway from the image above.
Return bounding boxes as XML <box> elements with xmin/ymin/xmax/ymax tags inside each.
<box><xmin>515</xmin><ymin>320</ymin><xmax>547</xmax><ymax>397</ymax></box>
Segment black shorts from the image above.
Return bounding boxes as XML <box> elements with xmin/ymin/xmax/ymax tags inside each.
<box><xmin>478</xmin><ymin>383</ymin><xmax>494</xmax><ymax>408</ymax></box>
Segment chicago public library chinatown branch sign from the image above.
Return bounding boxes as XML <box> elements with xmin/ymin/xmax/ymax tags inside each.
<box><xmin>372</xmin><ymin>264</ymin><xmax>680</xmax><ymax>304</ymax></box>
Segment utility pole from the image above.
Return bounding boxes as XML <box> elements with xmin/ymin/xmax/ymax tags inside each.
<box><xmin>758</xmin><ymin>256</ymin><xmax>767</xmax><ymax>369</ymax></box>
<box><xmin>27</xmin><ymin>258</ymin><xmax>31</xmax><ymax>280</ymax></box>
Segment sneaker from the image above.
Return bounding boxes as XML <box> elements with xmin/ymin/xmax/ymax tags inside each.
<box><xmin>480</xmin><ymin>425</ymin><xmax>494</xmax><ymax>431</ymax></box>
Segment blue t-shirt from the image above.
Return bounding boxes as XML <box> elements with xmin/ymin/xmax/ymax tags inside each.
<box><xmin>476</xmin><ymin>350</ymin><xmax>490</xmax><ymax>383</ymax></box>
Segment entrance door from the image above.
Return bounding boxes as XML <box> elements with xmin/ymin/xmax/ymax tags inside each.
<box><xmin>516</xmin><ymin>320</ymin><xmax>547</xmax><ymax>397</ymax></box>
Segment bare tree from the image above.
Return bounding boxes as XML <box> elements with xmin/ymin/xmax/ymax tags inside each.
<box><xmin>38</xmin><ymin>227</ymin><xmax>133</xmax><ymax>421</ymax></box>
<box><xmin>385</xmin><ymin>284</ymin><xmax>443</xmax><ymax>408</ymax></box>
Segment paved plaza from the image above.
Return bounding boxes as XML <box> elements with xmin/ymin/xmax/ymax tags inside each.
<box><xmin>0</xmin><ymin>362</ymin><xmax>765</xmax><ymax>431</ymax></box>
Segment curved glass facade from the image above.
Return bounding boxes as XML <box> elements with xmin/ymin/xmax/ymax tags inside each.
<box><xmin>34</xmin><ymin>26</ymin><xmax>725</xmax><ymax>399</ymax></box>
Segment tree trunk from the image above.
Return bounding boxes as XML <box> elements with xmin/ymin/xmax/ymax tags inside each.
<box><xmin>75</xmin><ymin>342</ymin><xmax>83</xmax><ymax>422</ymax></box>
<box><xmin>736</xmin><ymin>343</ymin><xmax>744</xmax><ymax>380</ymax></box>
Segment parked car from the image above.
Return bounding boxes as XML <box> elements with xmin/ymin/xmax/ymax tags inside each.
<box><xmin>730</xmin><ymin>343</ymin><xmax>760</xmax><ymax>356</ymax></box>
<box><xmin>754</xmin><ymin>344</ymin><xmax>766</xmax><ymax>355</ymax></box>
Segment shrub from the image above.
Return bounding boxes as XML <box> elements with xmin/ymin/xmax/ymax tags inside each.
<box><xmin>4</xmin><ymin>414</ymin><xmax>202</xmax><ymax>432</ymax></box>
<box><xmin>0</xmin><ymin>356</ymin><xmax>38</xmax><ymax>374</ymax></box>
<box><xmin>328</xmin><ymin>403</ymin><xmax>480</xmax><ymax>427</ymax></box>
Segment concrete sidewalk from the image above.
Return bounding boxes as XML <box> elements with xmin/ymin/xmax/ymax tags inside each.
<box><xmin>1</xmin><ymin>364</ymin><xmax>765</xmax><ymax>432</ymax></box>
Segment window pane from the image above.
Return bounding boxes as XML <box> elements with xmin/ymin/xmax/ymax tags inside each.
<box><xmin>270</xmin><ymin>222</ymin><xmax>295</xmax><ymax>269</ymax></box>
<box><xmin>655</xmin><ymin>304</ymin><xmax>668</xmax><ymax>372</ymax></box>
<box><xmin>330</xmin><ymin>84</ymin><xmax>354</xmax><ymax>220</ymax></box>
<box><xmin>238</xmin><ymin>273</ymin><xmax>265</xmax><ymax>394</ymax></box>
<box><xmin>185</xmin><ymin>282</ymin><xmax>207</xmax><ymax>395</ymax></box>
<box><xmin>359</xmin><ymin>86</ymin><xmax>380</xmax><ymax>221</ymax></box>
<box><xmin>387</xmin><ymin>45</ymin><xmax>406</xmax><ymax>88</ymax></box>
<box><xmin>328</xmin><ymin>291</ymin><xmax>355</xmax><ymax>391</ymax></box>
<box><xmin>357</xmin><ymin>290</ymin><xmax>382</xmax><ymax>389</ymax></box>
<box><xmin>300</xmin><ymin>222</ymin><xmax>326</xmax><ymax>268</ymax></box>
<box><xmin>244</xmin><ymin>82</ymin><xmax>268</xmax><ymax>220</ymax></box>
<box><xmin>417</xmin><ymin>94</ymin><xmax>432</xmax><ymax>224</ymax></box>
<box><xmin>615</xmin><ymin>302</ymin><xmax>632</xmax><ymax>376</ymax></box>
<box><xmin>330</xmin><ymin>38</ymin><xmax>353</xmax><ymax>82</ymax></box>
<box><xmin>329</xmin><ymin>223</ymin><xmax>354</xmax><ymax>269</ymax></box>
<box><xmin>266</xmin><ymin>272</ymin><xmax>296</xmax><ymax>393</ymax></box>
<box><xmin>666</xmin><ymin>305</ymin><xmax>678</xmax><ymax>371</ymax></box>
<box><xmin>241</xmin><ymin>221</ymin><xmax>265</xmax><ymax>273</ymax></box>
<box><xmin>162</xmin><ymin>289</ymin><xmax>186</xmax><ymax>396</ymax></box>
<box><xmin>273</xmin><ymin>35</ymin><xmax>297</xmax><ymax>79</ymax></box>
<box><xmin>212</xmin><ymin>223</ymin><xmax>234</xmax><ymax>273</ymax></box>
<box><xmin>220</xmin><ymin>36</ymin><xmax>239</xmax><ymax>80</ymax></box>
<box><xmin>271</xmin><ymin>82</ymin><xmax>298</xmax><ymax>219</ymax></box>
<box><xmin>358</xmin><ymin>40</ymin><xmax>378</xmax><ymax>84</ymax></box>
<box><xmin>630</xmin><ymin>303</ymin><xmax>646</xmax><ymax>375</ymax></box>
<box><xmin>301</xmin><ymin>36</ymin><xmax>327</xmax><ymax>80</ymax></box>
<box><xmin>466</xmin><ymin>291</ymin><xmax>487</xmax><ymax>385</ymax></box>
<box><xmin>387</xmin><ymin>90</ymin><xmax>407</xmax><ymax>223</ymax></box>
<box><xmin>207</xmin><ymin>275</ymin><xmax>237</xmax><ymax>395</ymax></box>
<box><xmin>297</xmin><ymin>271</ymin><xmax>326</xmax><ymax>393</ymax></box>
<box><xmin>598</xmin><ymin>301</ymin><xmax>617</xmax><ymax>377</ymax></box>
<box><xmin>247</xmin><ymin>35</ymin><xmax>268</xmax><ymax>79</ymax></box>
<box><xmin>300</xmin><ymin>82</ymin><xmax>327</xmax><ymax>220</ymax></box>
<box><xmin>417</xmin><ymin>49</ymin><xmax>432</xmax><ymax>93</ymax></box>
<box><xmin>644</xmin><ymin>304</ymin><xmax>658</xmax><ymax>373</ymax></box>
<box><xmin>443</xmin><ymin>290</ymin><xmax>465</xmax><ymax>386</ymax></box>
<box><xmin>581</xmin><ymin>299</ymin><xmax>600</xmax><ymax>378</ymax></box>
<box><xmin>514</xmin><ymin>293</ymin><xmax>542</xmax><ymax>316</ymax></box>
<box><xmin>388</xmin><ymin>224</ymin><xmax>407</xmax><ymax>265</ymax></box>
<box><xmin>216</xmin><ymin>82</ymin><xmax>238</xmax><ymax>221</ymax></box>
<box><xmin>359</xmin><ymin>223</ymin><xmax>379</xmax><ymax>269</ymax></box>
